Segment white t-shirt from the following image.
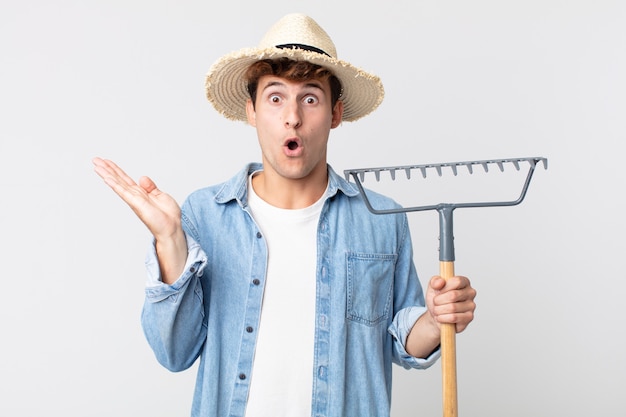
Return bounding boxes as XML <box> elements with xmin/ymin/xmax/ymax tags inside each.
<box><xmin>244</xmin><ymin>173</ymin><xmax>326</xmax><ymax>416</ymax></box>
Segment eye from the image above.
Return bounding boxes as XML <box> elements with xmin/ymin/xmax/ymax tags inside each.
<box><xmin>269</xmin><ymin>94</ymin><xmax>281</xmax><ymax>103</ymax></box>
<box><xmin>303</xmin><ymin>95</ymin><xmax>318</xmax><ymax>105</ymax></box>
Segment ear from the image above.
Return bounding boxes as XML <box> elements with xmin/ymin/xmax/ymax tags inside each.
<box><xmin>330</xmin><ymin>100</ymin><xmax>344</xmax><ymax>129</ymax></box>
<box><xmin>246</xmin><ymin>99</ymin><xmax>256</xmax><ymax>127</ymax></box>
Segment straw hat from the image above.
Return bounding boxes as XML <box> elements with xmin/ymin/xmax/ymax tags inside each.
<box><xmin>205</xmin><ymin>13</ymin><xmax>384</xmax><ymax>122</ymax></box>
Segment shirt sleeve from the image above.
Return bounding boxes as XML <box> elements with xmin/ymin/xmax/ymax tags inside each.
<box><xmin>144</xmin><ymin>232</ymin><xmax>207</xmax><ymax>291</ymax></box>
<box><xmin>387</xmin><ymin>211</ymin><xmax>441</xmax><ymax>370</ymax></box>
<box><xmin>388</xmin><ymin>306</ymin><xmax>441</xmax><ymax>369</ymax></box>
<box><xmin>141</xmin><ymin>232</ymin><xmax>208</xmax><ymax>371</ymax></box>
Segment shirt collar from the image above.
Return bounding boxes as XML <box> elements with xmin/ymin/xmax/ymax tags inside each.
<box><xmin>214</xmin><ymin>163</ymin><xmax>360</xmax><ymax>208</ymax></box>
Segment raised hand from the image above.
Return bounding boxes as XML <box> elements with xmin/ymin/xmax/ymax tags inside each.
<box><xmin>93</xmin><ymin>157</ymin><xmax>187</xmax><ymax>283</ymax></box>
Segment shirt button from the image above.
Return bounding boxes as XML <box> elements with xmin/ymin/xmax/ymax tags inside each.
<box><xmin>246</xmin><ymin>326</ymin><xmax>254</xmax><ymax>333</ymax></box>
<box><xmin>256</xmin><ymin>231</ymin><xmax>262</xmax><ymax>238</ymax></box>
<box><xmin>189</xmin><ymin>267</ymin><xmax>196</xmax><ymax>273</ymax></box>
<box><xmin>239</xmin><ymin>373</ymin><xmax>246</xmax><ymax>380</ymax></box>
<box><xmin>252</xmin><ymin>279</ymin><xmax>260</xmax><ymax>286</ymax></box>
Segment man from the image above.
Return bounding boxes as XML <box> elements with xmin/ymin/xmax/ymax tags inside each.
<box><xmin>93</xmin><ymin>13</ymin><xmax>476</xmax><ymax>417</ymax></box>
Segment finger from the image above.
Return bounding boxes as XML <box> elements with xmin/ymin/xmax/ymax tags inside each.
<box><xmin>92</xmin><ymin>156</ymin><xmax>105</xmax><ymax>166</ymax></box>
<box><xmin>93</xmin><ymin>157</ymin><xmax>113</xmax><ymax>179</ymax></box>
<box><xmin>429</xmin><ymin>276</ymin><xmax>464</xmax><ymax>298</ymax></box>
<box><xmin>97</xmin><ymin>170</ymin><xmax>139</xmax><ymax>202</ymax></box>
<box><xmin>93</xmin><ymin>163</ymin><xmax>121</xmax><ymax>189</ymax></box>
<box><xmin>93</xmin><ymin>165</ymin><xmax>132</xmax><ymax>199</ymax></box>
<box><xmin>432</xmin><ymin>306</ymin><xmax>475</xmax><ymax>329</ymax></box>
<box><xmin>439</xmin><ymin>277</ymin><xmax>474</xmax><ymax>299</ymax></box>
<box><xmin>429</xmin><ymin>276</ymin><xmax>446</xmax><ymax>291</ymax></box>
<box><xmin>453</xmin><ymin>277</ymin><xmax>476</xmax><ymax>303</ymax></box>
<box><xmin>432</xmin><ymin>286</ymin><xmax>476</xmax><ymax>314</ymax></box>
<box><xmin>457</xmin><ymin>275</ymin><xmax>472</xmax><ymax>290</ymax></box>
<box><xmin>139</xmin><ymin>176</ymin><xmax>158</xmax><ymax>194</ymax></box>
<box><xmin>93</xmin><ymin>157</ymin><xmax>133</xmax><ymax>187</ymax></box>
<box><xmin>437</xmin><ymin>297</ymin><xmax>476</xmax><ymax>314</ymax></box>
<box><xmin>93</xmin><ymin>162</ymin><xmax>149</xmax><ymax>206</ymax></box>
<box><xmin>99</xmin><ymin>158</ymin><xmax>137</xmax><ymax>187</ymax></box>
<box><xmin>434</xmin><ymin>286</ymin><xmax>477</xmax><ymax>307</ymax></box>
<box><xmin>443</xmin><ymin>275</ymin><xmax>467</xmax><ymax>289</ymax></box>
<box><xmin>93</xmin><ymin>157</ymin><xmax>120</xmax><ymax>175</ymax></box>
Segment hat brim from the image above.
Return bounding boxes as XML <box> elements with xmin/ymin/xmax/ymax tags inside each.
<box><xmin>205</xmin><ymin>46</ymin><xmax>384</xmax><ymax>122</ymax></box>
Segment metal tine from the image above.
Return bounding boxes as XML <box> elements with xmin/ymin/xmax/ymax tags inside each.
<box><xmin>344</xmin><ymin>157</ymin><xmax>547</xmax><ymax>185</ymax></box>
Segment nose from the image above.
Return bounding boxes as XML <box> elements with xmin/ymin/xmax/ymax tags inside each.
<box><xmin>285</xmin><ymin>119</ymin><xmax>301</xmax><ymax>128</ymax></box>
<box><xmin>284</xmin><ymin>102</ymin><xmax>302</xmax><ymax>129</ymax></box>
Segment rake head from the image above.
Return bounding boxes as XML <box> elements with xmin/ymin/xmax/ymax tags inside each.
<box><xmin>344</xmin><ymin>156</ymin><xmax>548</xmax><ymax>215</ymax></box>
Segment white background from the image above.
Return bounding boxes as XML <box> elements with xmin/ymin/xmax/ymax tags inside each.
<box><xmin>1</xmin><ymin>1</ymin><xmax>624</xmax><ymax>416</ymax></box>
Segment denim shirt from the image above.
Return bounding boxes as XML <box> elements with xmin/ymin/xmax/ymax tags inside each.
<box><xmin>141</xmin><ymin>163</ymin><xmax>440</xmax><ymax>417</ymax></box>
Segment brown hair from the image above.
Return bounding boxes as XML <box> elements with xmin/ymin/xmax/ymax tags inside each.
<box><xmin>245</xmin><ymin>58</ymin><xmax>342</xmax><ymax>109</ymax></box>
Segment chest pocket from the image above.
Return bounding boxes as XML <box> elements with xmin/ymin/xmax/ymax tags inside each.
<box><xmin>346</xmin><ymin>252</ymin><xmax>396</xmax><ymax>326</ymax></box>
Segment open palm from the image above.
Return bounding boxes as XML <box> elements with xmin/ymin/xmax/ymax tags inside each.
<box><xmin>92</xmin><ymin>157</ymin><xmax>181</xmax><ymax>240</ymax></box>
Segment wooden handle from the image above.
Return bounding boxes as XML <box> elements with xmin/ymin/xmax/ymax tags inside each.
<box><xmin>440</xmin><ymin>261</ymin><xmax>458</xmax><ymax>417</ymax></box>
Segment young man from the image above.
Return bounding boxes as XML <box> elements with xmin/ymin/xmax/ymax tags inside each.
<box><xmin>93</xmin><ymin>13</ymin><xmax>476</xmax><ymax>417</ymax></box>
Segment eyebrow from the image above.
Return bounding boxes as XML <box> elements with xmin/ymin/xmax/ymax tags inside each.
<box><xmin>261</xmin><ymin>80</ymin><xmax>325</xmax><ymax>93</ymax></box>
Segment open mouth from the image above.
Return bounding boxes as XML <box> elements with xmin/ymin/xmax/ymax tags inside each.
<box><xmin>284</xmin><ymin>138</ymin><xmax>302</xmax><ymax>151</ymax></box>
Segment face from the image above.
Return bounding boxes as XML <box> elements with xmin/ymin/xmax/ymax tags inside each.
<box><xmin>246</xmin><ymin>75</ymin><xmax>343</xmax><ymax>184</ymax></box>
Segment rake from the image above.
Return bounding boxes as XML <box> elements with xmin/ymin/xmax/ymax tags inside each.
<box><xmin>344</xmin><ymin>156</ymin><xmax>548</xmax><ymax>417</ymax></box>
